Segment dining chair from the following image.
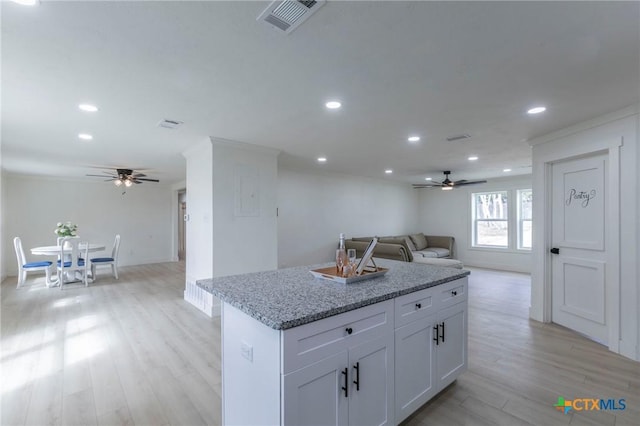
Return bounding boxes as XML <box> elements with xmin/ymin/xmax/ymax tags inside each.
<box><xmin>13</xmin><ymin>237</ymin><xmax>54</xmax><ymax>288</ymax></box>
<box><xmin>90</xmin><ymin>234</ymin><xmax>121</xmax><ymax>280</ymax></box>
<box><xmin>58</xmin><ymin>237</ymin><xmax>90</xmax><ymax>289</ymax></box>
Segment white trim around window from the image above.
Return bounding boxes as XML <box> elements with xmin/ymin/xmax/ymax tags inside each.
<box><xmin>470</xmin><ymin>188</ymin><xmax>532</xmax><ymax>252</ymax></box>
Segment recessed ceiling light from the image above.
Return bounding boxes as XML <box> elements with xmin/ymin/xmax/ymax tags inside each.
<box><xmin>78</xmin><ymin>104</ymin><xmax>98</xmax><ymax>112</ymax></box>
<box><xmin>11</xmin><ymin>0</ymin><xmax>39</xmax><ymax>6</ymax></box>
<box><xmin>385</xmin><ymin>169</ymin><xmax>393</xmax><ymax>174</ymax></box>
<box><xmin>468</xmin><ymin>156</ymin><xmax>478</xmax><ymax>161</ymax></box>
<box><xmin>408</xmin><ymin>136</ymin><xmax>420</xmax><ymax>143</ymax></box>
<box><xmin>425</xmin><ymin>177</ymin><xmax>432</xmax><ymax>181</ymax></box>
<box><xmin>78</xmin><ymin>133</ymin><xmax>93</xmax><ymax>140</ymax></box>
<box><xmin>503</xmin><ymin>168</ymin><xmax>512</xmax><ymax>172</ymax></box>
<box><xmin>325</xmin><ymin>101</ymin><xmax>341</xmax><ymax>109</ymax></box>
<box><xmin>527</xmin><ymin>106</ymin><xmax>546</xmax><ymax>114</ymax></box>
<box><xmin>317</xmin><ymin>157</ymin><xmax>327</xmax><ymax>163</ymax></box>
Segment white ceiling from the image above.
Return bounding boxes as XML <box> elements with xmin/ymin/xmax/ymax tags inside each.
<box><xmin>2</xmin><ymin>1</ymin><xmax>639</xmax><ymax>185</ymax></box>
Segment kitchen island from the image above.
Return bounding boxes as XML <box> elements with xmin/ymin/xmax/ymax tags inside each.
<box><xmin>198</xmin><ymin>259</ymin><xmax>470</xmax><ymax>425</ymax></box>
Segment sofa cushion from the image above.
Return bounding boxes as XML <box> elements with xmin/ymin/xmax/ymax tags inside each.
<box><xmin>400</xmin><ymin>235</ymin><xmax>416</xmax><ymax>251</ymax></box>
<box><xmin>413</xmin><ymin>257</ymin><xmax>463</xmax><ymax>269</ymax></box>
<box><xmin>412</xmin><ymin>250</ymin><xmax>437</xmax><ymax>258</ymax></box>
<box><xmin>379</xmin><ymin>237</ymin><xmax>414</xmax><ymax>262</ymax></box>
<box><xmin>379</xmin><ymin>237</ymin><xmax>407</xmax><ymax>245</ymax></box>
<box><xmin>409</xmin><ymin>233</ymin><xmax>429</xmax><ymax>250</ymax></box>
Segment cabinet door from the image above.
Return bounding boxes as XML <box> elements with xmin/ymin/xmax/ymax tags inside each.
<box><xmin>435</xmin><ymin>302</ymin><xmax>467</xmax><ymax>390</ymax></box>
<box><xmin>282</xmin><ymin>351</ymin><xmax>349</xmax><ymax>426</ymax></box>
<box><xmin>348</xmin><ymin>334</ymin><xmax>394</xmax><ymax>426</ymax></box>
<box><xmin>394</xmin><ymin>315</ymin><xmax>436</xmax><ymax>424</ymax></box>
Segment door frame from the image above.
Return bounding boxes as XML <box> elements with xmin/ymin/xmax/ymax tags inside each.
<box><xmin>530</xmin><ymin>120</ymin><xmax>624</xmax><ymax>353</ymax></box>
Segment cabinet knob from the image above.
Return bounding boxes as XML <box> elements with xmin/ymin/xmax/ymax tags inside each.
<box><xmin>415</xmin><ymin>303</ymin><xmax>422</xmax><ymax>309</ymax></box>
<box><xmin>451</xmin><ymin>290</ymin><xmax>457</xmax><ymax>296</ymax></box>
<box><xmin>345</xmin><ymin>327</ymin><xmax>353</xmax><ymax>335</ymax></box>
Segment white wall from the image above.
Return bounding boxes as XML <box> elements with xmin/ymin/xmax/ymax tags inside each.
<box><xmin>277</xmin><ymin>166</ymin><xmax>419</xmax><ymax>268</ymax></box>
<box><xmin>417</xmin><ymin>175</ymin><xmax>533</xmax><ymax>273</ymax></box>
<box><xmin>529</xmin><ymin>106</ymin><xmax>639</xmax><ymax>361</ymax></box>
<box><xmin>0</xmin><ymin>170</ymin><xmax>5</xmax><ymax>282</ymax></box>
<box><xmin>2</xmin><ymin>173</ymin><xmax>174</xmax><ymax>276</ymax></box>
<box><xmin>212</xmin><ymin>139</ymin><xmax>279</xmax><ymax>276</ymax></box>
<box><xmin>183</xmin><ymin>141</ymin><xmax>213</xmax><ymax>285</ymax></box>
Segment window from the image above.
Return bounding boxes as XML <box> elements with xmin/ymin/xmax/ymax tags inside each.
<box><xmin>517</xmin><ymin>189</ymin><xmax>532</xmax><ymax>250</ymax></box>
<box><xmin>472</xmin><ymin>191</ymin><xmax>508</xmax><ymax>248</ymax></box>
<box><xmin>471</xmin><ymin>188</ymin><xmax>532</xmax><ymax>251</ymax></box>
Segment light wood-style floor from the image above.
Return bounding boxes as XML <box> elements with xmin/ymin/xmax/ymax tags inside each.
<box><xmin>2</xmin><ymin>264</ymin><xmax>639</xmax><ymax>425</ymax></box>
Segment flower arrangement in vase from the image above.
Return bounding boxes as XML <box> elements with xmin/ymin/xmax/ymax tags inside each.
<box><xmin>54</xmin><ymin>221</ymin><xmax>78</xmax><ymax>238</ymax></box>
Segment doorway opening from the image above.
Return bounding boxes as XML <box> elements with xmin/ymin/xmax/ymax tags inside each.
<box><xmin>178</xmin><ymin>190</ymin><xmax>186</xmax><ymax>261</ymax></box>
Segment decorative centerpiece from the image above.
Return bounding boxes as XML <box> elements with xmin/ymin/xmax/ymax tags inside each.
<box><xmin>311</xmin><ymin>237</ymin><xmax>388</xmax><ymax>284</ymax></box>
<box><xmin>54</xmin><ymin>221</ymin><xmax>78</xmax><ymax>238</ymax></box>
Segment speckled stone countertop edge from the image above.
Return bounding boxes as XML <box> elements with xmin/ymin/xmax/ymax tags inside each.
<box><xmin>197</xmin><ymin>269</ymin><xmax>470</xmax><ymax>330</ymax></box>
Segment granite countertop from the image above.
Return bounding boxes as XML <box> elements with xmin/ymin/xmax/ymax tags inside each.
<box><xmin>196</xmin><ymin>259</ymin><xmax>470</xmax><ymax>330</ymax></box>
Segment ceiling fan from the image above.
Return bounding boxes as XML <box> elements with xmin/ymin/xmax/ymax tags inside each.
<box><xmin>86</xmin><ymin>168</ymin><xmax>159</xmax><ymax>187</ymax></box>
<box><xmin>412</xmin><ymin>171</ymin><xmax>487</xmax><ymax>190</ymax></box>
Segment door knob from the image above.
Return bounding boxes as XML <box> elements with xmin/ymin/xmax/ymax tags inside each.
<box><xmin>550</xmin><ymin>248</ymin><xmax>560</xmax><ymax>255</ymax></box>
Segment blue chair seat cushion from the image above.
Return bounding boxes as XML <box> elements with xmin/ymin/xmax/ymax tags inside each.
<box><xmin>90</xmin><ymin>257</ymin><xmax>114</xmax><ymax>263</ymax></box>
<box><xmin>24</xmin><ymin>261</ymin><xmax>53</xmax><ymax>268</ymax></box>
<box><xmin>57</xmin><ymin>259</ymin><xmax>85</xmax><ymax>267</ymax></box>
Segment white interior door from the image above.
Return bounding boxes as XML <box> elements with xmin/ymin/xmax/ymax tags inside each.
<box><xmin>551</xmin><ymin>153</ymin><xmax>608</xmax><ymax>344</ymax></box>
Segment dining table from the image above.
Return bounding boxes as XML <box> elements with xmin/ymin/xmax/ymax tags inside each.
<box><xmin>31</xmin><ymin>243</ymin><xmax>106</xmax><ymax>286</ymax></box>
<box><xmin>31</xmin><ymin>243</ymin><xmax>106</xmax><ymax>256</ymax></box>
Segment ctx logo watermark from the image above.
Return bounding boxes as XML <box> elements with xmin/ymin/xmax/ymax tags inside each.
<box><xmin>554</xmin><ymin>397</ymin><xmax>626</xmax><ymax>414</ymax></box>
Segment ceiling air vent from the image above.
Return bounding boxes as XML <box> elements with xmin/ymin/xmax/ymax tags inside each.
<box><xmin>257</xmin><ymin>0</ymin><xmax>326</xmax><ymax>34</ymax></box>
<box><xmin>446</xmin><ymin>134</ymin><xmax>471</xmax><ymax>142</ymax></box>
<box><xmin>157</xmin><ymin>119</ymin><xmax>183</xmax><ymax>129</ymax></box>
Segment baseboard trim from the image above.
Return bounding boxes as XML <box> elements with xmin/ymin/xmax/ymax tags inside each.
<box><xmin>618</xmin><ymin>339</ymin><xmax>639</xmax><ymax>362</ymax></box>
<box><xmin>462</xmin><ymin>260</ymin><xmax>531</xmax><ymax>274</ymax></box>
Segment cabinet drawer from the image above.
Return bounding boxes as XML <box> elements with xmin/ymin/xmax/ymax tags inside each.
<box><xmin>394</xmin><ymin>287</ymin><xmax>436</xmax><ymax>328</ymax></box>
<box><xmin>282</xmin><ymin>299</ymin><xmax>393</xmax><ymax>374</ymax></box>
<box><xmin>436</xmin><ymin>278</ymin><xmax>467</xmax><ymax>309</ymax></box>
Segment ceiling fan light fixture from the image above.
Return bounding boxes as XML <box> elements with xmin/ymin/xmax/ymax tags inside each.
<box><xmin>441</xmin><ymin>186</ymin><xmax>453</xmax><ymax>191</ymax></box>
<box><xmin>114</xmin><ymin>179</ymin><xmax>123</xmax><ymax>187</ymax></box>
<box><xmin>124</xmin><ymin>179</ymin><xmax>133</xmax><ymax>187</ymax></box>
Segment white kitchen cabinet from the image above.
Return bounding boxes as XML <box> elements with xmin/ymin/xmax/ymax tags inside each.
<box><xmin>348</xmin><ymin>334</ymin><xmax>394</xmax><ymax>426</ymax></box>
<box><xmin>283</xmin><ymin>333</ymin><xmax>394</xmax><ymax>426</ymax></box>
<box><xmin>394</xmin><ymin>314</ymin><xmax>437</xmax><ymax>422</ymax></box>
<box><xmin>435</xmin><ymin>301</ymin><xmax>467</xmax><ymax>390</ymax></box>
<box><xmin>394</xmin><ymin>278</ymin><xmax>468</xmax><ymax>424</ymax></box>
<box><xmin>282</xmin><ymin>351</ymin><xmax>349</xmax><ymax>426</ymax></box>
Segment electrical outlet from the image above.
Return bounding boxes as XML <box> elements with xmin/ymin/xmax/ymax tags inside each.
<box><xmin>241</xmin><ymin>341</ymin><xmax>253</xmax><ymax>362</ymax></box>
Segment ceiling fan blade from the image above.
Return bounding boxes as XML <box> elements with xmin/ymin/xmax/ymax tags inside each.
<box><xmin>455</xmin><ymin>180</ymin><xmax>488</xmax><ymax>186</ymax></box>
<box><xmin>86</xmin><ymin>173</ymin><xmax>116</xmax><ymax>178</ymax></box>
<box><xmin>132</xmin><ymin>173</ymin><xmax>147</xmax><ymax>178</ymax></box>
<box><xmin>412</xmin><ymin>183</ymin><xmax>444</xmax><ymax>188</ymax></box>
<box><xmin>135</xmin><ymin>178</ymin><xmax>160</xmax><ymax>182</ymax></box>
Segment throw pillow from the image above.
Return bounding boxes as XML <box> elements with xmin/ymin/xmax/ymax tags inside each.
<box><xmin>410</xmin><ymin>233</ymin><xmax>429</xmax><ymax>250</ymax></box>
<box><xmin>402</xmin><ymin>236</ymin><xmax>417</xmax><ymax>251</ymax></box>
